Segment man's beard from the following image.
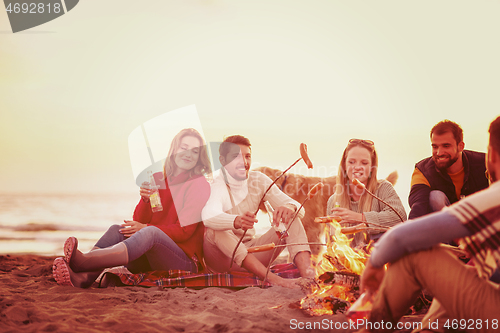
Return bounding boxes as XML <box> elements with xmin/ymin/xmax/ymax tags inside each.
<box><xmin>433</xmin><ymin>154</ymin><xmax>459</xmax><ymax>171</ymax></box>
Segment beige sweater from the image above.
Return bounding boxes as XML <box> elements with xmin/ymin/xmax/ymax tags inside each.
<box><xmin>326</xmin><ymin>180</ymin><xmax>407</xmax><ymax>242</ymax></box>
<box><xmin>202</xmin><ymin>169</ymin><xmax>304</xmax><ymax>243</ymax></box>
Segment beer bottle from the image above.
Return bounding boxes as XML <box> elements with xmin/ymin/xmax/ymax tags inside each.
<box><xmin>148</xmin><ymin>170</ymin><xmax>163</xmax><ymax>213</ymax></box>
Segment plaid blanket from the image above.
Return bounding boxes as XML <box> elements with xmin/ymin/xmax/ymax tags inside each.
<box><xmin>98</xmin><ymin>263</ymin><xmax>300</xmax><ymax>289</ymax></box>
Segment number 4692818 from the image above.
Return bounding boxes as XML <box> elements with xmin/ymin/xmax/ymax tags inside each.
<box><xmin>6</xmin><ymin>3</ymin><xmax>62</xmax><ymax>14</ymax></box>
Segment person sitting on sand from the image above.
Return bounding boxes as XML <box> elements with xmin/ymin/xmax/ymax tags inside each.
<box><xmin>201</xmin><ymin>135</ymin><xmax>315</xmax><ymax>288</ymax></box>
<box><xmin>326</xmin><ymin>139</ymin><xmax>407</xmax><ymax>247</ymax></box>
<box><xmin>408</xmin><ymin>120</ymin><xmax>489</xmax><ymax>220</ymax></box>
<box><xmin>359</xmin><ymin>116</ymin><xmax>500</xmax><ymax>333</ymax></box>
<box><xmin>53</xmin><ymin>128</ymin><xmax>211</xmax><ymax>288</ymax></box>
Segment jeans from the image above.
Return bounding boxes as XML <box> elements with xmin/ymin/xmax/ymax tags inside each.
<box><xmin>368</xmin><ymin>246</ymin><xmax>500</xmax><ymax>333</ymax></box>
<box><xmin>429</xmin><ymin>190</ymin><xmax>451</xmax><ymax>212</ymax></box>
<box><xmin>95</xmin><ymin>225</ymin><xmax>197</xmax><ymax>273</ymax></box>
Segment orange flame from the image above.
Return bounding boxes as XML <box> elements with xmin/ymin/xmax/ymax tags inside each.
<box><xmin>303</xmin><ymin>220</ymin><xmax>372</xmax><ymax>316</ymax></box>
<box><xmin>317</xmin><ymin>221</ymin><xmax>369</xmax><ymax>276</ymax></box>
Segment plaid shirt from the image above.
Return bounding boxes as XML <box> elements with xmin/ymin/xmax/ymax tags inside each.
<box><xmin>448</xmin><ymin>181</ymin><xmax>500</xmax><ymax>279</ymax></box>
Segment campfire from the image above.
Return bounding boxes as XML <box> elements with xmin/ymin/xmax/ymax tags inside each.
<box><xmin>300</xmin><ymin>220</ymin><xmax>372</xmax><ymax>316</ymax></box>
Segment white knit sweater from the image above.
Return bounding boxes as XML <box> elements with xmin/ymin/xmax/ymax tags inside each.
<box><xmin>202</xmin><ymin>169</ymin><xmax>304</xmax><ymax>242</ymax></box>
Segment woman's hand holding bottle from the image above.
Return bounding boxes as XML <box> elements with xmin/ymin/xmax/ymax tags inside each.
<box><xmin>140</xmin><ymin>181</ymin><xmax>153</xmax><ymax>202</ymax></box>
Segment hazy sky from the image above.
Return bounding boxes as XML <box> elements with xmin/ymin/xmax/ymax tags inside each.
<box><xmin>1</xmin><ymin>1</ymin><xmax>499</xmax><ymax>213</ymax></box>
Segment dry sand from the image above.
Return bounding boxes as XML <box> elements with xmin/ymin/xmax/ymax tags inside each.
<box><xmin>0</xmin><ymin>255</ymin><xmax>422</xmax><ymax>333</ymax></box>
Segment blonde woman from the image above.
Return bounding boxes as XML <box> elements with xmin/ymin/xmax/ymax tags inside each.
<box><xmin>53</xmin><ymin>128</ymin><xmax>211</xmax><ymax>287</ymax></box>
<box><xmin>326</xmin><ymin>139</ymin><xmax>406</xmax><ymax>246</ymax></box>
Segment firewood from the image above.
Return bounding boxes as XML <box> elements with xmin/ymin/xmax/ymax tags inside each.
<box><xmin>317</xmin><ymin>271</ymin><xmax>360</xmax><ymax>288</ymax></box>
<box><xmin>301</xmin><ymin>294</ymin><xmax>351</xmax><ymax>316</ymax></box>
<box><xmin>322</xmin><ymin>254</ymin><xmax>348</xmax><ymax>271</ymax></box>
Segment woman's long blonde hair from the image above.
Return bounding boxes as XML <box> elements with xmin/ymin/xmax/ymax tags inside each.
<box><xmin>335</xmin><ymin>140</ymin><xmax>379</xmax><ymax>213</ymax></box>
<box><xmin>163</xmin><ymin>128</ymin><xmax>212</xmax><ymax>180</ymax></box>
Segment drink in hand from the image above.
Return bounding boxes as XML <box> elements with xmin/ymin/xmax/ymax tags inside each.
<box><xmin>148</xmin><ymin>170</ymin><xmax>163</xmax><ymax>213</ymax></box>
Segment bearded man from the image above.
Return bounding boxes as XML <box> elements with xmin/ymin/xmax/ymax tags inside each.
<box><xmin>408</xmin><ymin>120</ymin><xmax>489</xmax><ymax>219</ymax></box>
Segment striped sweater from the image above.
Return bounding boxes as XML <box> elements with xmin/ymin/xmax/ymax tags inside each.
<box><xmin>448</xmin><ymin>180</ymin><xmax>500</xmax><ymax>279</ymax></box>
<box><xmin>326</xmin><ymin>180</ymin><xmax>407</xmax><ymax>235</ymax></box>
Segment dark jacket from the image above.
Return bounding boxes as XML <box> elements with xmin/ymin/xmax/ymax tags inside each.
<box><xmin>408</xmin><ymin>150</ymin><xmax>489</xmax><ymax>219</ymax></box>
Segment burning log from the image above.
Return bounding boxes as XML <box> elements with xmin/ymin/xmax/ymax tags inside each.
<box><xmin>298</xmin><ymin>219</ymin><xmax>370</xmax><ymax>316</ymax></box>
<box><xmin>322</xmin><ymin>254</ymin><xmax>348</xmax><ymax>271</ymax></box>
<box><xmin>300</xmin><ymin>271</ymin><xmax>361</xmax><ymax>316</ymax></box>
<box><xmin>317</xmin><ymin>271</ymin><xmax>360</xmax><ymax>288</ymax></box>
<box><xmin>300</xmin><ymin>271</ymin><xmax>360</xmax><ymax>316</ymax></box>
<box><xmin>301</xmin><ymin>293</ymin><xmax>351</xmax><ymax>316</ymax></box>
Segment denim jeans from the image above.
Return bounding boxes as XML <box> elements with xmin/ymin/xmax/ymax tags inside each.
<box><xmin>368</xmin><ymin>246</ymin><xmax>500</xmax><ymax>333</ymax></box>
<box><xmin>94</xmin><ymin>225</ymin><xmax>197</xmax><ymax>273</ymax></box>
<box><xmin>429</xmin><ymin>190</ymin><xmax>451</xmax><ymax>212</ymax></box>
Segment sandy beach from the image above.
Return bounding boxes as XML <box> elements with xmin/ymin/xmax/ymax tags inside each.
<box><xmin>0</xmin><ymin>254</ymin><xmax>427</xmax><ymax>333</ymax></box>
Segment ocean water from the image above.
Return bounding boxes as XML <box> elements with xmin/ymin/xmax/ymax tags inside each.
<box><xmin>0</xmin><ymin>193</ymin><xmax>139</xmax><ymax>256</ymax></box>
<box><xmin>0</xmin><ymin>193</ymin><xmax>271</xmax><ymax>256</ymax></box>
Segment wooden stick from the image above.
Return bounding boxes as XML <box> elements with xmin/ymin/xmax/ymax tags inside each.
<box><xmin>339</xmin><ymin>219</ymin><xmax>391</xmax><ymax>229</ymax></box>
<box><xmin>352</xmin><ymin>178</ymin><xmax>406</xmax><ymax>223</ymax></box>
<box><xmin>230</xmin><ymin>156</ymin><xmax>304</xmax><ymax>268</ymax></box>
<box><xmin>314</xmin><ymin>216</ymin><xmax>342</xmax><ymax>223</ymax></box>
<box><xmin>247</xmin><ymin>242</ymin><xmax>328</xmax><ymax>253</ymax></box>
<box><xmin>315</xmin><ymin>216</ymin><xmax>391</xmax><ymax>230</ymax></box>
<box><xmin>230</xmin><ymin>144</ymin><xmax>314</xmax><ymax>268</ymax></box>
<box><xmin>261</xmin><ymin>182</ymin><xmax>324</xmax><ymax>287</ymax></box>
<box><xmin>341</xmin><ymin>226</ymin><xmax>388</xmax><ymax>235</ymax></box>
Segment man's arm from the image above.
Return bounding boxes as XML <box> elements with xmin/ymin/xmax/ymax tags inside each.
<box><xmin>361</xmin><ymin>209</ymin><xmax>472</xmax><ymax>295</ymax></box>
<box><xmin>369</xmin><ymin>209</ymin><xmax>472</xmax><ymax>268</ymax></box>
<box><xmin>408</xmin><ymin>168</ymin><xmax>433</xmax><ymax>219</ymax></box>
<box><xmin>202</xmin><ymin>182</ymin><xmax>239</xmax><ymax>230</ymax></box>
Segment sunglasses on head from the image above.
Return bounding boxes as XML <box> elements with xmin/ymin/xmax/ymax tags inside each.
<box><xmin>349</xmin><ymin>139</ymin><xmax>375</xmax><ymax>146</ymax></box>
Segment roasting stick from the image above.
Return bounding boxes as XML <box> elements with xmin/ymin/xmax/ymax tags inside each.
<box><xmin>341</xmin><ymin>226</ymin><xmax>388</xmax><ymax>235</ymax></box>
<box><xmin>261</xmin><ymin>182</ymin><xmax>324</xmax><ymax>287</ymax></box>
<box><xmin>247</xmin><ymin>242</ymin><xmax>328</xmax><ymax>253</ymax></box>
<box><xmin>315</xmin><ymin>216</ymin><xmax>390</xmax><ymax>230</ymax></box>
<box><xmin>229</xmin><ymin>143</ymin><xmax>313</xmax><ymax>269</ymax></box>
<box><xmin>340</xmin><ymin>219</ymin><xmax>391</xmax><ymax>229</ymax></box>
<box><xmin>352</xmin><ymin>178</ymin><xmax>406</xmax><ymax>223</ymax></box>
<box><xmin>314</xmin><ymin>216</ymin><xmax>390</xmax><ymax>236</ymax></box>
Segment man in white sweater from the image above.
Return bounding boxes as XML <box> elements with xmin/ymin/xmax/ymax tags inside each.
<box><xmin>202</xmin><ymin>135</ymin><xmax>314</xmax><ymax>288</ymax></box>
